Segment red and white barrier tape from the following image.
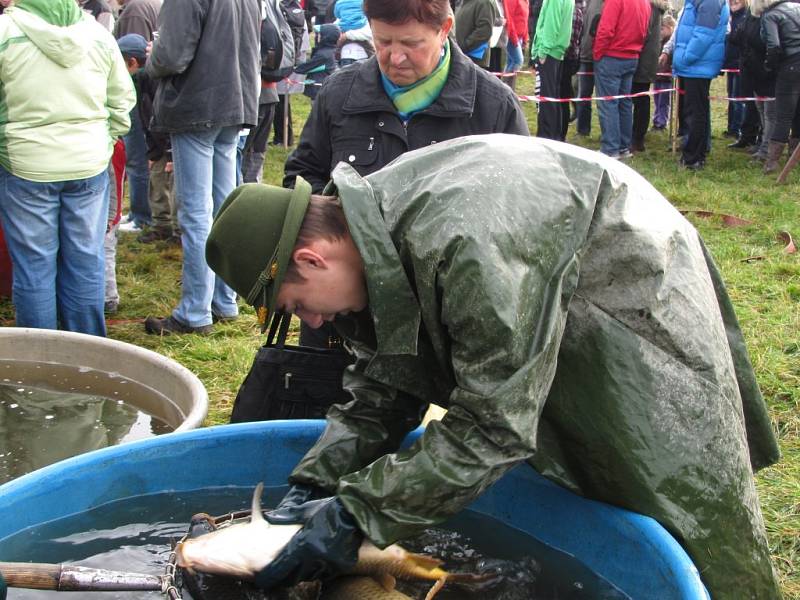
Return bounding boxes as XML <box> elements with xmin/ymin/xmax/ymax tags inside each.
<box><xmin>517</xmin><ymin>88</ymin><xmax>775</xmax><ymax>103</ymax></box>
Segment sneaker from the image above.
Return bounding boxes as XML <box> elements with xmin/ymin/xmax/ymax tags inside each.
<box><xmin>618</xmin><ymin>150</ymin><xmax>634</xmax><ymax>160</ymax></box>
<box><xmin>137</xmin><ymin>227</ymin><xmax>173</xmax><ymax>244</ymax></box>
<box><xmin>118</xmin><ymin>220</ymin><xmax>143</xmax><ymax>233</ymax></box>
<box><xmin>680</xmin><ymin>159</ymin><xmax>705</xmax><ymax>171</ymax></box>
<box><xmin>144</xmin><ymin>315</ymin><xmax>212</xmax><ymax>335</ymax></box>
<box><xmin>104</xmin><ymin>300</ymin><xmax>119</xmax><ymax>314</ymax></box>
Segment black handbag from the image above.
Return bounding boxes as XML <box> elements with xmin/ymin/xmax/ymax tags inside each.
<box><xmin>229</xmin><ymin>312</ymin><xmax>355</xmax><ymax>423</ymax></box>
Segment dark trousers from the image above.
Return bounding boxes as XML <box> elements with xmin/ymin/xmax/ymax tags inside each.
<box><xmin>771</xmin><ymin>60</ymin><xmax>800</xmax><ymax>143</ymax></box>
<box><xmin>559</xmin><ymin>58</ymin><xmax>579</xmax><ymax>140</ymax></box>
<box><xmin>681</xmin><ymin>77</ymin><xmax>712</xmax><ymax>165</ymax></box>
<box><xmin>273</xmin><ymin>94</ymin><xmax>294</xmax><ymax>145</ymax></box>
<box><xmin>739</xmin><ymin>67</ymin><xmax>761</xmax><ymax>141</ymax></box>
<box><xmin>242</xmin><ymin>102</ymin><xmax>277</xmax><ymax>183</ymax></box>
<box><xmin>536</xmin><ymin>56</ymin><xmax>563</xmax><ymax>140</ymax></box>
<box><xmin>575</xmin><ymin>61</ymin><xmax>594</xmax><ymax>135</ymax></box>
<box><xmin>726</xmin><ymin>72</ymin><xmax>745</xmax><ymax>135</ymax></box>
<box><xmin>631</xmin><ymin>80</ymin><xmax>651</xmax><ymax>145</ymax></box>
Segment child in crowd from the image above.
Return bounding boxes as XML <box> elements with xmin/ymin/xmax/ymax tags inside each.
<box><xmin>117</xmin><ymin>34</ymin><xmax>177</xmax><ymax>245</ymax></box>
<box><xmin>652</xmin><ymin>14</ymin><xmax>676</xmax><ymax>130</ymax></box>
<box><xmin>295</xmin><ymin>23</ymin><xmax>340</xmax><ymax>99</ymax></box>
<box><xmin>333</xmin><ymin>0</ymin><xmax>374</xmax><ymax>65</ymax></box>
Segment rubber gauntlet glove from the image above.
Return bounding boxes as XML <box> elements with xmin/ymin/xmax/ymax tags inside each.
<box><xmin>254</xmin><ymin>497</ymin><xmax>363</xmax><ymax>590</ymax></box>
<box><xmin>266</xmin><ymin>483</ymin><xmax>330</xmax><ymax>524</ymax></box>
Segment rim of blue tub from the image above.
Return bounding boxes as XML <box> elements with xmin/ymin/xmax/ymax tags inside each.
<box><xmin>0</xmin><ymin>420</ymin><xmax>709</xmax><ymax>599</ymax></box>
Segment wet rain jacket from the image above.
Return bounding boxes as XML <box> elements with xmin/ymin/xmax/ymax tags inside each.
<box><xmin>289</xmin><ymin>135</ymin><xmax>781</xmax><ymax>599</ymax></box>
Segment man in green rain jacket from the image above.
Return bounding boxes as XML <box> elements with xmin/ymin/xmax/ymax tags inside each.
<box><xmin>206</xmin><ymin>134</ymin><xmax>781</xmax><ymax>598</ymax></box>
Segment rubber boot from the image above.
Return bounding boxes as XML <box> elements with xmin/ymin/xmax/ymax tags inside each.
<box><xmin>763</xmin><ymin>141</ymin><xmax>786</xmax><ymax>174</ymax></box>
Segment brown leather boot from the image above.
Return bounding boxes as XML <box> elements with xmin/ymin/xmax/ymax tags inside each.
<box><xmin>763</xmin><ymin>141</ymin><xmax>787</xmax><ymax>174</ymax></box>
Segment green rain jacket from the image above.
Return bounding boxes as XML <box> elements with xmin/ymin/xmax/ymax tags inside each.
<box><xmin>289</xmin><ymin>135</ymin><xmax>781</xmax><ymax>599</ymax></box>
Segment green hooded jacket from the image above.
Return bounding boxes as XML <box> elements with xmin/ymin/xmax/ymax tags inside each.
<box><xmin>289</xmin><ymin>135</ymin><xmax>781</xmax><ymax>599</ymax></box>
<box><xmin>0</xmin><ymin>0</ymin><xmax>135</xmax><ymax>182</ymax></box>
<box><xmin>532</xmin><ymin>0</ymin><xmax>575</xmax><ymax>60</ymax></box>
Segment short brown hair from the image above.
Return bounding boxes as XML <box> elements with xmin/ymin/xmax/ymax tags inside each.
<box><xmin>363</xmin><ymin>0</ymin><xmax>451</xmax><ymax>29</ymax></box>
<box><xmin>284</xmin><ymin>194</ymin><xmax>349</xmax><ymax>283</ymax></box>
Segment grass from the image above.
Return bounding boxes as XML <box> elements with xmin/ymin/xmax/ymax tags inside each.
<box><xmin>1</xmin><ymin>76</ymin><xmax>798</xmax><ymax>597</ymax></box>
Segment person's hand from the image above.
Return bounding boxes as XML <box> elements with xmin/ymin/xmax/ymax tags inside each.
<box><xmin>658</xmin><ymin>53</ymin><xmax>669</xmax><ymax>72</ymax></box>
<box><xmin>165</xmin><ymin>161</ymin><xmax>173</xmax><ymax>173</ymax></box>
<box><xmin>254</xmin><ymin>497</ymin><xmax>363</xmax><ymax>590</ymax></box>
<box><xmin>266</xmin><ymin>483</ymin><xmax>330</xmax><ymax>524</ymax></box>
<box><xmin>0</xmin><ymin>571</ymin><xmax>7</xmax><ymax>600</ymax></box>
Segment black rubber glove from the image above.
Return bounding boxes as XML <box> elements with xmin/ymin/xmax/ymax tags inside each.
<box><xmin>254</xmin><ymin>497</ymin><xmax>363</xmax><ymax>590</ymax></box>
<box><xmin>266</xmin><ymin>483</ymin><xmax>330</xmax><ymax>524</ymax></box>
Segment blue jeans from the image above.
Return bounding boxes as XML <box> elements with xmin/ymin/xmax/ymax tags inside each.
<box><xmin>124</xmin><ymin>108</ymin><xmax>151</xmax><ymax>227</ymax></box>
<box><xmin>0</xmin><ymin>166</ymin><xmax>109</xmax><ymax>336</ymax></box>
<box><xmin>170</xmin><ymin>126</ymin><xmax>239</xmax><ymax>327</ymax></box>
<box><xmin>505</xmin><ymin>40</ymin><xmax>524</xmax><ymax>72</ymax></box>
<box><xmin>594</xmin><ymin>56</ymin><xmax>637</xmax><ymax>155</ymax></box>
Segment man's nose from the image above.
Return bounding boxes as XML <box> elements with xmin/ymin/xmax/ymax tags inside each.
<box><xmin>296</xmin><ymin>309</ymin><xmax>324</xmax><ymax>329</ymax></box>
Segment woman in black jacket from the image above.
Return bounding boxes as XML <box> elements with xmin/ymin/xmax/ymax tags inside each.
<box><xmin>730</xmin><ymin>7</ymin><xmax>776</xmax><ymax>157</ymax></box>
<box><xmin>284</xmin><ymin>0</ymin><xmax>528</xmax><ymax>351</ymax></box>
<box><xmin>755</xmin><ymin>0</ymin><xmax>800</xmax><ymax>172</ymax></box>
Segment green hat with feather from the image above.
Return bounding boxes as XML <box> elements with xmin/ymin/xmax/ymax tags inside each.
<box><xmin>206</xmin><ymin>178</ymin><xmax>312</xmax><ymax>329</ymax></box>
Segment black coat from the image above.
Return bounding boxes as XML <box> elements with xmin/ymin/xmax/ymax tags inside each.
<box><xmin>283</xmin><ymin>43</ymin><xmax>530</xmax><ymax>192</ymax></box>
<box><xmin>146</xmin><ymin>0</ymin><xmax>261</xmax><ymax>133</ymax></box>
<box><xmin>730</xmin><ymin>12</ymin><xmax>775</xmax><ymax>89</ymax></box>
<box><xmin>762</xmin><ymin>0</ymin><xmax>800</xmax><ymax>68</ymax></box>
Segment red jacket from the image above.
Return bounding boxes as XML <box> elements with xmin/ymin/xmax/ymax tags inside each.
<box><xmin>504</xmin><ymin>0</ymin><xmax>531</xmax><ymax>45</ymax></box>
<box><xmin>592</xmin><ymin>0</ymin><xmax>651</xmax><ymax>61</ymax></box>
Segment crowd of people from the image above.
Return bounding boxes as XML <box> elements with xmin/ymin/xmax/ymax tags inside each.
<box><xmin>2</xmin><ymin>0</ymin><xmax>799</xmax><ymax>338</ymax></box>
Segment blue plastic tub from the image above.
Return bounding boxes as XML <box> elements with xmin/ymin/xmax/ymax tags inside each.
<box><xmin>0</xmin><ymin>421</ymin><xmax>709</xmax><ymax>599</ymax></box>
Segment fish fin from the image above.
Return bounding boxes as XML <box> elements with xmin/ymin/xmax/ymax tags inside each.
<box><xmin>375</xmin><ymin>573</ymin><xmax>397</xmax><ymax>592</ymax></box>
<box><xmin>423</xmin><ymin>576</ymin><xmax>448</xmax><ymax>600</ymax></box>
<box><xmin>251</xmin><ymin>482</ymin><xmax>265</xmax><ymax>523</ymax></box>
<box><xmin>445</xmin><ymin>572</ymin><xmax>498</xmax><ymax>584</ymax></box>
<box><xmin>407</xmin><ymin>553</ymin><xmax>445</xmax><ymax>570</ymax></box>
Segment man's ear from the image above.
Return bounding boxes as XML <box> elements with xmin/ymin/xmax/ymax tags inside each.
<box><xmin>292</xmin><ymin>247</ymin><xmax>328</xmax><ymax>274</ymax></box>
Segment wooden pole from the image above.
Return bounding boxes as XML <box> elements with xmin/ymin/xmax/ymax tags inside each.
<box><xmin>777</xmin><ymin>141</ymin><xmax>800</xmax><ymax>183</ymax></box>
<box><xmin>283</xmin><ymin>93</ymin><xmax>290</xmax><ymax>150</ymax></box>
<box><xmin>670</xmin><ymin>76</ymin><xmax>678</xmax><ymax>154</ymax></box>
<box><xmin>0</xmin><ymin>562</ymin><xmax>164</xmax><ymax>592</ymax></box>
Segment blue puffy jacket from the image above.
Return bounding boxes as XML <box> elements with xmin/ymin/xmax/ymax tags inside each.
<box><xmin>334</xmin><ymin>0</ymin><xmax>367</xmax><ymax>32</ymax></box>
<box><xmin>673</xmin><ymin>0</ymin><xmax>729</xmax><ymax>78</ymax></box>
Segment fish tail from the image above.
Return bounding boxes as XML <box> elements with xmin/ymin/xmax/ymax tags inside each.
<box><xmin>251</xmin><ymin>482</ymin><xmax>265</xmax><ymax>523</ymax></box>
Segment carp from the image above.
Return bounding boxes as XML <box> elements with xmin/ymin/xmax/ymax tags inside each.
<box><xmin>320</xmin><ymin>575</ymin><xmax>417</xmax><ymax>600</ymax></box>
<box><xmin>176</xmin><ymin>483</ymin><xmax>483</xmax><ymax>598</ymax></box>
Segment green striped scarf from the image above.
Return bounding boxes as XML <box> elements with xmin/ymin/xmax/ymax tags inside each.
<box><xmin>381</xmin><ymin>40</ymin><xmax>451</xmax><ymax>121</ymax></box>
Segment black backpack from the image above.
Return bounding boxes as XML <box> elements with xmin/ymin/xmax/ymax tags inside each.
<box><xmin>281</xmin><ymin>0</ymin><xmax>306</xmax><ymax>57</ymax></box>
<box><xmin>261</xmin><ymin>0</ymin><xmax>296</xmax><ymax>82</ymax></box>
